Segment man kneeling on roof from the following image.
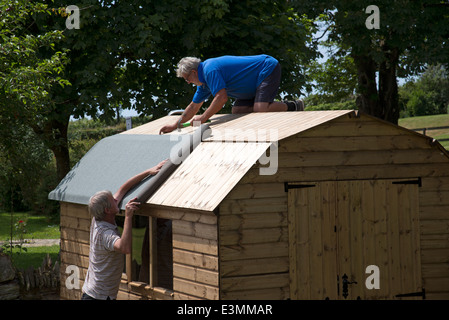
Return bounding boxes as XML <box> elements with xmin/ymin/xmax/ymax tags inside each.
<box><xmin>81</xmin><ymin>160</ymin><xmax>166</xmax><ymax>300</ymax></box>
<box><xmin>159</xmin><ymin>54</ymin><xmax>304</xmax><ymax>134</ymax></box>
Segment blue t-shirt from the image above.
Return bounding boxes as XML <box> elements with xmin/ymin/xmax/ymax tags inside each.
<box><xmin>192</xmin><ymin>54</ymin><xmax>279</xmax><ymax>103</ymax></box>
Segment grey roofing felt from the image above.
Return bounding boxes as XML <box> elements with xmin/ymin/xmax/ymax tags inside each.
<box><xmin>48</xmin><ymin>131</ymin><xmax>203</xmax><ymax>210</ymax></box>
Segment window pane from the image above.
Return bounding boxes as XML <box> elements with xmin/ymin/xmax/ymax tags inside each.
<box><xmin>117</xmin><ymin>215</ymin><xmax>173</xmax><ymax>290</ymax></box>
<box><xmin>157</xmin><ymin>219</ymin><xmax>173</xmax><ymax>289</ymax></box>
<box><xmin>132</xmin><ymin>215</ymin><xmax>148</xmax><ymax>282</ymax></box>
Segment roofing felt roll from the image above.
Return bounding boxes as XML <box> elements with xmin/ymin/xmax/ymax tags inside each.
<box><xmin>135</xmin><ymin>123</ymin><xmax>211</xmax><ymax>205</ymax></box>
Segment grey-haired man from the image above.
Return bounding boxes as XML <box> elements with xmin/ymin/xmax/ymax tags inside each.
<box><xmin>81</xmin><ymin>160</ymin><xmax>166</xmax><ymax>300</ymax></box>
<box><xmin>159</xmin><ymin>54</ymin><xmax>304</xmax><ymax>134</ymax></box>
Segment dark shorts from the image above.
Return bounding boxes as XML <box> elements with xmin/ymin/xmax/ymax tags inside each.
<box><xmin>233</xmin><ymin>63</ymin><xmax>281</xmax><ymax>107</ymax></box>
<box><xmin>81</xmin><ymin>292</ymin><xmax>115</xmax><ymax>300</ymax></box>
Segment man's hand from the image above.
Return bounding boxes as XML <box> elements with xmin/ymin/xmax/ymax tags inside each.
<box><xmin>191</xmin><ymin>115</ymin><xmax>205</xmax><ymax>124</ymax></box>
<box><xmin>149</xmin><ymin>159</ymin><xmax>168</xmax><ymax>175</ymax></box>
<box><xmin>159</xmin><ymin>122</ymin><xmax>178</xmax><ymax>134</ymax></box>
<box><xmin>114</xmin><ymin>197</ymin><xmax>139</xmax><ymax>254</ymax></box>
<box><xmin>125</xmin><ymin>197</ymin><xmax>140</xmax><ymax>218</ymax></box>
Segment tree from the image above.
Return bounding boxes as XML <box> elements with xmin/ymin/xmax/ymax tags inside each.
<box><xmin>292</xmin><ymin>0</ymin><xmax>449</xmax><ymax>124</ymax></box>
<box><xmin>306</xmin><ymin>43</ymin><xmax>358</xmax><ymax>104</ymax></box>
<box><xmin>399</xmin><ymin>64</ymin><xmax>449</xmax><ymax>116</ymax></box>
<box><xmin>0</xmin><ymin>0</ymin><xmax>69</xmax><ymax>181</ymax></box>
<box><xmin>17</xmin><ymin>0</ymin><xmax>317</xmax><ymax>181</ymax></box>
<box><xmin>0</xmin><ymin>120</ymin><xmax>57</xmax><ymax>213</ymax></box>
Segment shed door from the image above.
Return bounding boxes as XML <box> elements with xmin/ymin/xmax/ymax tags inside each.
<box><xmin>288</xmin><ymin>179</ymin><xmax>422</xmax><ymax>300</ymax></box>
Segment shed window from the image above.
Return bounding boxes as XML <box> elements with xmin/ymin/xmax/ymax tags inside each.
<box><xmin>117</xmin><ymin>215</ymin><xmax>173</xmax><ymax>290</ymax></box>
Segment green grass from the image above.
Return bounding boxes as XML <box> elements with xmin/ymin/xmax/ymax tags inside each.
<box><xmin>0</xmin><ymin>211</ymin><xmax>60</xmax><ymax>270</ymax></box>
<box><xmin>399</xmin><ymin>114</ymin><xmax>449</xmax><ymax>150</ymax></box>
<box><xmin>399</xmin><ymin>113</ymin><xmax>449</xmax><ymax>129</ymax></box>
<box><xmin>9</xmin><ymin>245</ymin><xmax>60</xmax><ymax>270</ymax></box>
<box><xmin>0</xmin><ymin>211</ymin><xmax>60</xmax><ymax>241</ymax></box>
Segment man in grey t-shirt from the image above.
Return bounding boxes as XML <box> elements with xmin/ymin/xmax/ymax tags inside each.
<box><xmin>81</xmin><ymin>160</ymin><xmax>166</xmax><ymax>300</ymax></box>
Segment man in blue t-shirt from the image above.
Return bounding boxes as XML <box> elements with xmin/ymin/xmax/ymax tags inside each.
<box><xmin>159</xmin><ymin>54</ymin><xmax>304</xmax><ymax>134</ymax></box>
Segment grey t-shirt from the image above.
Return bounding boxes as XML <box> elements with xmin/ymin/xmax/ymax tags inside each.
<box><xmin>82</xmin><ymin>218</ymin><xmax>123</xmax><ymax>299</ymax></box>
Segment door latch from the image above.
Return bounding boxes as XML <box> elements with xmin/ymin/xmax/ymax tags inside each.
<box><xmin>342</xmin><ymin>273</ymin><xmax>357</xmax><ymax>299</ymax></box>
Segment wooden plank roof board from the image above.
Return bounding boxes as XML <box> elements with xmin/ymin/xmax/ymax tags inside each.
<box><xmin>121</xmin><ymin>111</ymin><xmax>356</xmax><ymax>140</ymax></box>
<box><xmin>146</xmin><ymin>141</ymin><xmax>272</xmax><ymax>212</ymax></box>
<box><xmin>210</xmin><ymin>110</ymin><xmax>358</xmax><ymax>142</ymax></box>
<box><xmin>121</xmin><ymin>114</ymin><xmax>231</xmax><ymax>136</ymax></box>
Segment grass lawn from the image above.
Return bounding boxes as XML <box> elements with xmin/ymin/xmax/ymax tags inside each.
<box><xmin>0</xmin><ymin>211</ymin><xmax>60</xmax><ymax>269</ymax></box>
<box><xmin>0</xmin><ymin>211</ymin><xmax>60</xmax><ymax>242</ymax></box>
<box><xmin>9</xmin><ymin>245</ymin><xmax>60</xmax><ymax>270</ymax></box>
<box><xmin>399</xmin><ymin>114</ymin><xmax>449</xmax><ymax>150</ymax></box>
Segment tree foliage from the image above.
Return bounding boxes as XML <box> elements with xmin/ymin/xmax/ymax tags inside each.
<box><xmin>292</xmin><ymin>0</ymin><xmax>449</xmax><ymax>124</ymax></box>
<box><xmin>0</xmin><ymin>0</ymin><xmax>69</xmax><ymax>211</ymax></box>
<box><xmin>306</xmin><ymin>43</ymin><xmax>358</xmax><ymax>104</ymax></box>
<box><xmin>0</xmin><ymin>1</ymin><xmax>69</xmax><ymax>110</ymax></box>
<box><xmin>399</xmin><ymin>64</ymin><xmax>449</xmax><ymax>117</ymax></box>
<box><xmin>1</xmin><ymin>0</ymin><xmax>317</xmax><ymax>209</ymax></box>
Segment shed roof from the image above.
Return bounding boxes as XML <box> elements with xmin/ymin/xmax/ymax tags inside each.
<box><xmin>49</xmin><ymin>111</ymin><xmax>355</xmax><ymax>212</ymax></box>
<box><xmin>50</xmin><ymin>110</ymin><xmax>445</xmax><ymax>214</ymax></box>
<box><xmin>144</xmin><ymin>110</ymin><xmax>358</xmax><ymax>212</ymax></box>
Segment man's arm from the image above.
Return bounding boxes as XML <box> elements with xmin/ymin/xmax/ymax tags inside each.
<box><xmin>113</xmin><ymin>197</ymin><xmax>138</xmax><ymax>254</ymax></box>
<box><xmin>112</xmin><ymin>160</ymin><xmax>166</xmax><ymax>254</ymax></box>
<box><xmin>192</xmin><ymin>88</ymin><xmax>228</xmax><ymax>123</ymax></box>
<box><xmin>159</xmin><ymin>101</ymin><xmax>203</xmax><ymax>134</ymax></box>
<box><xmin>113</xmin><ymin>159</ymin><xmax>167</xmax><ymax>205</ymax></box>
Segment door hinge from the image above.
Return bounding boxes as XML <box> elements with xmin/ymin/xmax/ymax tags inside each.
<box><xmin>392</xmin><ymin>178</ymin><xmax>422</xmax><ymax>187</ymax></box>
<box><xmin>395</xmin><ymin>288</ymin><xmax>426</xmax><ymax>299</ymax></box>
<box><xmin>284</xmin><ymin>183</ymin><xmax>316</xmax><ymax>192</ymax></box>
<box><xmin>341</xmin><ymin>273</ymin><xmax>357</xmax><ymax>299</ymax></box>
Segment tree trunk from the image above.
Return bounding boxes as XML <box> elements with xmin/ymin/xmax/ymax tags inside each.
<box><xmin>48</xmin><ymin>119</ymin><xmax>71</xmax><ymax>182</ymax></box>
<box><xmin>353</xmin><ymin>54</ymin><xmax>381</xmax><ymax>118</ymax></box>
<box><xmin>31</xmin><ymin>115</ymin><xmax>71</xmax><ymax>182</ymax></box>
<box><xmin>379</xmin><ymin>47</ymin><xmax>400</xmax><ymax>124</ymax></box>
<box><xmin>353</xmin><ymin>51</ymin><xmax>400</xmax><ymax>125</ymax></box>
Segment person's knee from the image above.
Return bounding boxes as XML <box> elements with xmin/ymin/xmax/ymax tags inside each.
<box><xmin>253</xmin><ymin>102</ymin><xmax>269</xmax><ymax>112</ymax></box>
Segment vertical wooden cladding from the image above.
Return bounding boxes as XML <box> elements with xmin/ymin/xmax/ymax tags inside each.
<box><xmin>287</xmin><ymin>180</ymin><xmax>422</xmax><ymax>300</ymax></box>
<box><xmin>171</xmin><ymin>211</ymin><xmax>219</xmax><ymax>300</ymax></box>
<box><xmin>420</xmin><ymin>176</ymin><xmax>449</xmax><ymax>299</ymax></box>
<box><xmin>287</xmin><ymin>182</ymin><xmax>337</xmax><ymax>300</ymax></box>
<box><xmin>59</xmin><ymin>202</ymin><xmax>91</xmax><ymax>300</ymax></box>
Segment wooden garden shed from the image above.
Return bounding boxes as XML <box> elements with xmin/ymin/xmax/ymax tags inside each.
<box><xmin>51</xmin><ymin>110</ymin><xmax>449</xmax><ymax>300</ymax></box>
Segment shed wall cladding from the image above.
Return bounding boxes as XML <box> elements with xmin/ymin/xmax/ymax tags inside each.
<box><xmin>59</xmin><ymin>203</ymin><xmax>220</xmax><ymax>300</ymax></box>
<box><xmin>219</xmin><ymin>113</ymin><xmax>449</xmax><ymax>300</ymax></box>
<box><xmin>58</xmin><ymin>111</ymin><xmax>449</xmax><ymax>300</ymax></box>
<box><xmin>60</xmin><ymin>202</ymin><xmax>90</xmax><ymax>300</ymax></box>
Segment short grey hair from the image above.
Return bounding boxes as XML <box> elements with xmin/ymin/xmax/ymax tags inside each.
<box><xmin>176</xmin><ymin>57</ymin><xmax>201</xmax><ymax>77</ymax></box>
<box><xmin>88</xmin><ymin>190</ymin><xmax>112</xmax><ymax>221</ymax></box>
